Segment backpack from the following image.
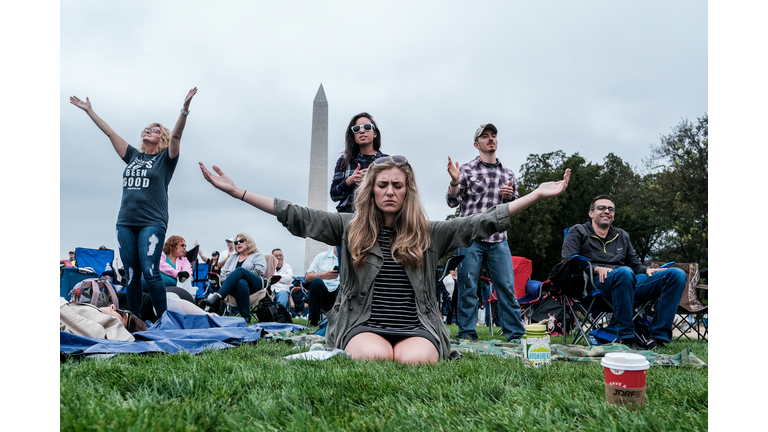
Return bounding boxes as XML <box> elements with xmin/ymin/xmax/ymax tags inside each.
<box><xmin>529</xmin><ymin>295</ymin><xmax>574</xmax><ymax>335</ymax></box>
<box><xmin>548</xmin><ymin>257</ymin><xmax>590</xmax><ymax>298</ymax></box>
<box><xmin>255</xmin><ymin>298</ymin><xmax>292</xmax><ymax>323</ymax></box>
<box><xmin>69</xmin><ymin>277</ymin><xmax>119</xmax><ymax>308</ymax></box>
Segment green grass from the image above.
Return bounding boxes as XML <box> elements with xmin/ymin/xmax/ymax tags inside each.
<box><xmin>60</xmin><ymin>322</ymin><xmax>708</xmax><ymax>431</ymax></box>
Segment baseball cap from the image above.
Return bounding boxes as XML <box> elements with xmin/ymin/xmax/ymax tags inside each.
<box><xmin>473</xmin><ymin>123</ymin><xmax>498</xmax><ymax>141</ymax></box>
<box><xmin>226</xmin><ymin>238</ymin><xmax>234</xmax><ymax>242</ymax></box>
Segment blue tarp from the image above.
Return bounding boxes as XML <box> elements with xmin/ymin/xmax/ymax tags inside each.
<box><xmin>60</xmin><ymin>310</ymin><xmax>307</xmax><ymax>359</ymax></box>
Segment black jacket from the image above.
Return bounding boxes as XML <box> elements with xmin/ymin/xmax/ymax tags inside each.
<box><xmin>561</xmin><ymin>222</ymin><xmax>646</xmax><ymax>275</ymax></box>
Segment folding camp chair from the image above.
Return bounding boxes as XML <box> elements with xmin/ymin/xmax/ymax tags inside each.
<box><xmin>556</xmin><ymin>254</ymin><xmax>660</xmax><ymax>347</ymax></box>
<box><xmin>74</xmin><ymin>247</ymin><xmax>115</xmax><ymax>276</ymax></box>
<box><xmin>517</xmin><ymin>280</ymin><xmax>545</xmax><ymax>325</ymax></box>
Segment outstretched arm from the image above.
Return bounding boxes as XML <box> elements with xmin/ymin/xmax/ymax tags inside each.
<box><xmin>507</xmin><ymin>169</ymin><xmax>571</xmax><ymax>217</ymax></box>
<box><xmin>199</xmin><ymin>163</ymin><xmax>276</xmax><ymax>215</ymax></box>
<box><xmin>168</xmin><ymin>87</ymin><xmax>198</xmax><ymax>159</ymax></box>
<box><xmin>69</xmin><ymin>96</ymin><xmax>130</xmax><ymax>158</ymax></box>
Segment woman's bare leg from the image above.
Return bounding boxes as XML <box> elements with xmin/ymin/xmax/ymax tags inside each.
<box><xmin>393</xmin><ymin>337</ymin><xmax>439</xmax><ymax>364</ymax></box>
<box><xmin>345</xmin><ymin>332</ymin><xmax>394</xmax><ymax>361</ymax></box>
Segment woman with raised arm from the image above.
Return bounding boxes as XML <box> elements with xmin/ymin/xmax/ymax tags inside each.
<box><xmin>70</xmin><ymin>87</ymin><xmax>198</xmax><ymax>320</ymax></box>
<box><xmin>200</xmin><ymin>157</ymin><xmax>569</xmax><ymax>364</ymax></box>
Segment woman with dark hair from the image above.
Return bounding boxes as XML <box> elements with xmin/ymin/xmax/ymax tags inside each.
<box><xmin>329</xmin><ymin>112</ymin><xmax>388</xmax><ymax>214</ymax></box>
<box><xmin>202</xmin><ymin>232</ymin><xmax>267</xmax><ymax>322</ymax></box>
<box><xmin>69</xmin><ymin>88</ymin><xmax>197</xmax><ymax>320</ymax></box>
<box><xmin>159</xmin><ymin>235</ymin><xmax>193</xmax><ymax>286</ymax></box>
<box><xmin>199</xmin><ymin>157</ymin><xmax>570</xmax><ymax>363</ymax></box>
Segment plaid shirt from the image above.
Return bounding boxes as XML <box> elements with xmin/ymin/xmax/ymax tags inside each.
<box><xmin>330</xmin><ymin>151</ymin><xmax>388</xmax><ymax>213</ymax></box>
<box><xmin>446</xmin><ymin>156</ymin><xmax>519</xmax><ymax>243</ymax></box>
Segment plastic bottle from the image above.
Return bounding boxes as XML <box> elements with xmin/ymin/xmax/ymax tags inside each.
<box><xmin>522</xmin><ymin>324</ymin><xmax>551</xmax><ymax>367</ymax></box>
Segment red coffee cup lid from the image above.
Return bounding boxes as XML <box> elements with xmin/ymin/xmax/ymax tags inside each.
<box><xmin>601</xmin><ymin>353</ymin><xmax>650</xmax><ymax>371</ymax></box>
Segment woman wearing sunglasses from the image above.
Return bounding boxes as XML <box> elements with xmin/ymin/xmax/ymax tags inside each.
<box><xmin>69</xmin><ymin>87</ymin><xmax>198</xmax><ymax>320</ymax></box>
<box><xmin>199</xmin><ymin>156</ymin><xmax>570</xmax><ymax>363</ymax></box>
<box><xmin>330</xmin><ymin>113</ymin><xmax>388</xmax><ymax>214</ymax></box>
<box><xmin>201</xmin><ymin>233</ymin><xmax>267</xmax><ymax>322</ymax></box>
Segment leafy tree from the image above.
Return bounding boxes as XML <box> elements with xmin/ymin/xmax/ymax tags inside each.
<box><xmin>645</xmin><ymin>114</ymin><xmax>708</xmax><ymax>267</ymax></box>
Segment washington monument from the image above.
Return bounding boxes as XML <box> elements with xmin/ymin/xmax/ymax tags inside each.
<box><xmin>305</xmin><ymin>84</ymin><xmax>329</xmax><ymax>271</ymax></box>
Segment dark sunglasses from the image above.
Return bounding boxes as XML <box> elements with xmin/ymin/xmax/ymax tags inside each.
<box><xmin>374</xmin><ymin>155</ymin><xmax>408</xmax><ymax>165</ymax></box>
<box><xmin>234</xmin><ymin>239</ymin><xmax>247</xmax><ymax>245</ymax></box>
<box><xmin>351</xmin><ymin>123</ymin><xmax>375</xmax><ymax>134</ymax></box>
<box><xmin>591</xmin><ymin>205</ymin><xmax>616</xmax><ymax>213</ymax></box>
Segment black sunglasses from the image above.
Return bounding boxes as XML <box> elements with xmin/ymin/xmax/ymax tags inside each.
<box><xmin>234</xmin><ymin>238</ymin><xmax>247</xmax><ymax>245</ymax></box>
<box><xmin>351</xmin><ymin>123</ymin><xmax>375</xmax><ymax>134</ymax></box>
<box><xmin>374</xmin><ymin>155</ymin><xmax>408</xmax><ymax>165</ymax></box>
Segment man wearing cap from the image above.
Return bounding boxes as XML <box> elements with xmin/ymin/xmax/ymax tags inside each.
<box><xmin>446</xmin><ymin>123</ymin><xmax>526</xmax><ymax>341</ymax></box>
<box><xmin>219</xmin><ymin>238</ymin><xmax>236</xmax><ymax>267</ymax></box>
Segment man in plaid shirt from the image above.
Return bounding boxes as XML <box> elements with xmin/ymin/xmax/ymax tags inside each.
<box><xmin>446</xmin><ymin>123</ymin><xmax>526</xmax><ymax>341</ymax></box>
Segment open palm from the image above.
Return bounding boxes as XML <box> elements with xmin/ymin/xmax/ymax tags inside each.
<box><xmin>69</xmin><ymin>96</ymin><xmax>92</xmax><ymax>112</ymax></box>
<box><xmin>537</xmin><ymin>169</ymin><xmax>571</xmax><ymax>197</ymax></box>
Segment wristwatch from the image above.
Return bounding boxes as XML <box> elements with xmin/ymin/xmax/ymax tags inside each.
<box><xmin>180</xmin><ymin>109</ymin><xmax>190</xmax><ymax>116</ymax></box>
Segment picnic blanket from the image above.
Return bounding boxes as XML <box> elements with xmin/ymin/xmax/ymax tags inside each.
<box><xmin>60</xmin><ymin>310</ymin><xmax>307</xmax><ymax>360</ymax></box>
<box><xmin>277</xmin><ymin>333</ymin><xmax>707</xmax><ymax>368</ymax></box>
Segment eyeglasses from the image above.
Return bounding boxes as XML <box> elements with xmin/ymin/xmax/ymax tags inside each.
<box><xmin>374</xmin><ymin>155</ymin><xmax>408</xmax><ymax>165</ymax></box>
<box><xmin>142</xmin><ymin>128</ymin><xmax>161</xmax><ymax>135</ymax></box>
<box><xmin>591</xmin><ymin>205</ymin><xmax>616</xmax><ymax>213</ymax></box>
<box><xmin>351</xmin><ymin>123</ymin><xmax>375</xmax><ymax>134</ymax></box>
<box><xmin>234</xmin><ymin>239</ymin><xmax>247</xmax><ymax>245</ymax></box>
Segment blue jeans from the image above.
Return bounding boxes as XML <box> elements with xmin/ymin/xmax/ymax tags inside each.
<box><xmin>593</xmin><ymin>266</ymin><xmax>687</xmax><ymax>342</ymax></box>
<box><xmin>456</xmin><ymin>241</ymin><xmax>525</xmax><ymax>340</ymax></box>
<box><xmin>219</xmin><ymin>267</ymin><xmax>264</xmax><ymax>319</ymax></box>
<box><xmin>116</xmin><ymin>225</ymin><xmax>167</xmax><ymax>319</ymax></box>
<box><xmin>274</xmin><ymin>290</ymin><xmax>290</xmax><ymax>309</ymax></box>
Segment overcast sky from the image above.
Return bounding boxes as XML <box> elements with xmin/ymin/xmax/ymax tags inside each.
<box><xmin>57</xmin><ymin>1</ymin><xmax>707</xmax><ymax>274</ymax></box>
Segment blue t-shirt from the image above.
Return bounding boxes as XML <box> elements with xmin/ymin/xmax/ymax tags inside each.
<box><xmin>116</xmin><ymin>145</ymin><xmax>178</xmax><ymax>229</ymax></box>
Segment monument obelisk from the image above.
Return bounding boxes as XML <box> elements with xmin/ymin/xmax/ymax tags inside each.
<box><xmin>304</xmin><ymin>84</ymin><xmax>329</xmax><ymax>271</ymax></box>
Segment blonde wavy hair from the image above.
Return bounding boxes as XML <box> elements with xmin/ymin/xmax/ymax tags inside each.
<box><xmin>235</xmin><ymin>232</ymin><xmax>260</xmax><ymax>256</ymax></box>
<box><xmin>347</xmin><ymin>157</ymin><xmax>431</xmax><ymax>270</ymax></box>
<box><xmin>138</xmin><ymin>122</ymin><xmax>171</xmax><ymax>154</ymax></box>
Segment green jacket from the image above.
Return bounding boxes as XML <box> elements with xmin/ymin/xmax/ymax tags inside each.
<box><xmin>275</xmin><ymin>198</ymin><xmax>513</xmax><ymax>360</ymax></box>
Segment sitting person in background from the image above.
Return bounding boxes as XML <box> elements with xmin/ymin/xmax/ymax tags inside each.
<box><xmin>304</xmin><ymin>248</ymin><xmax>340</xmax><ymax>327</ymax></box>
<box><xmin>159</xmin><ymin>235</ymin><xmax>193</xmax><ymax>286</ymax></box>
<box><xmin>202</xmin><ymin>233</ymin><xmax>267</xmax><ymax>322</ymax></box>
<box><xmin>60</xmin><ymin>298</ymin><xmax>146</xmax><ymax>341</ymax></box>
<box><xmin>270</xmin><ymin>248</ymin><xmax>294</xmax><ymax>309</ymax></box>
<box><xmin>562</xmin><ymin>194</ymin><xmax>687</xmax><ymax>350</ymax></box>
<box><xmin>195</xmin><ymin>242</ymin><xmax>222</xmax><ymax>273</ymax></box>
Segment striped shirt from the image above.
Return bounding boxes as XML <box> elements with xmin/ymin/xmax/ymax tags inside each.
<box><xmin>364</xmin><ymin>227</ymin><xmax>424</xmax><ymax>332</ymax></box>
<box><xmin>445</xmin><ymin>156</ymin><xmax>519</xmax><ymax>243</ymax></box>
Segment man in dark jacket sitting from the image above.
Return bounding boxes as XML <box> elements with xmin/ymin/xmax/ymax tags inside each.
<box><xmin>562</xmin><ymin>194</ymin><xmax>686</xmax><ymax>350</ymax></box>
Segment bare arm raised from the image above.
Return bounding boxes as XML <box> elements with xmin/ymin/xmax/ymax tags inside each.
<box><xmin>199</xmin><ymin>163</ymin><xmax>276</xmax><ymax>215</ymax></box>
<box><xmin>168</xmin><ymin>87</ymin><xmax>198</xmax><ymax>159</ymax></box>
<box><xmin>69</xmin><ymin>96</ymin><xmax>130</xmax><ymax>158</ymax></box>
<box><xmin>506</xmin><ymin>169</ymin><xmax>571</xmax><ymax>217</ymax></box>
